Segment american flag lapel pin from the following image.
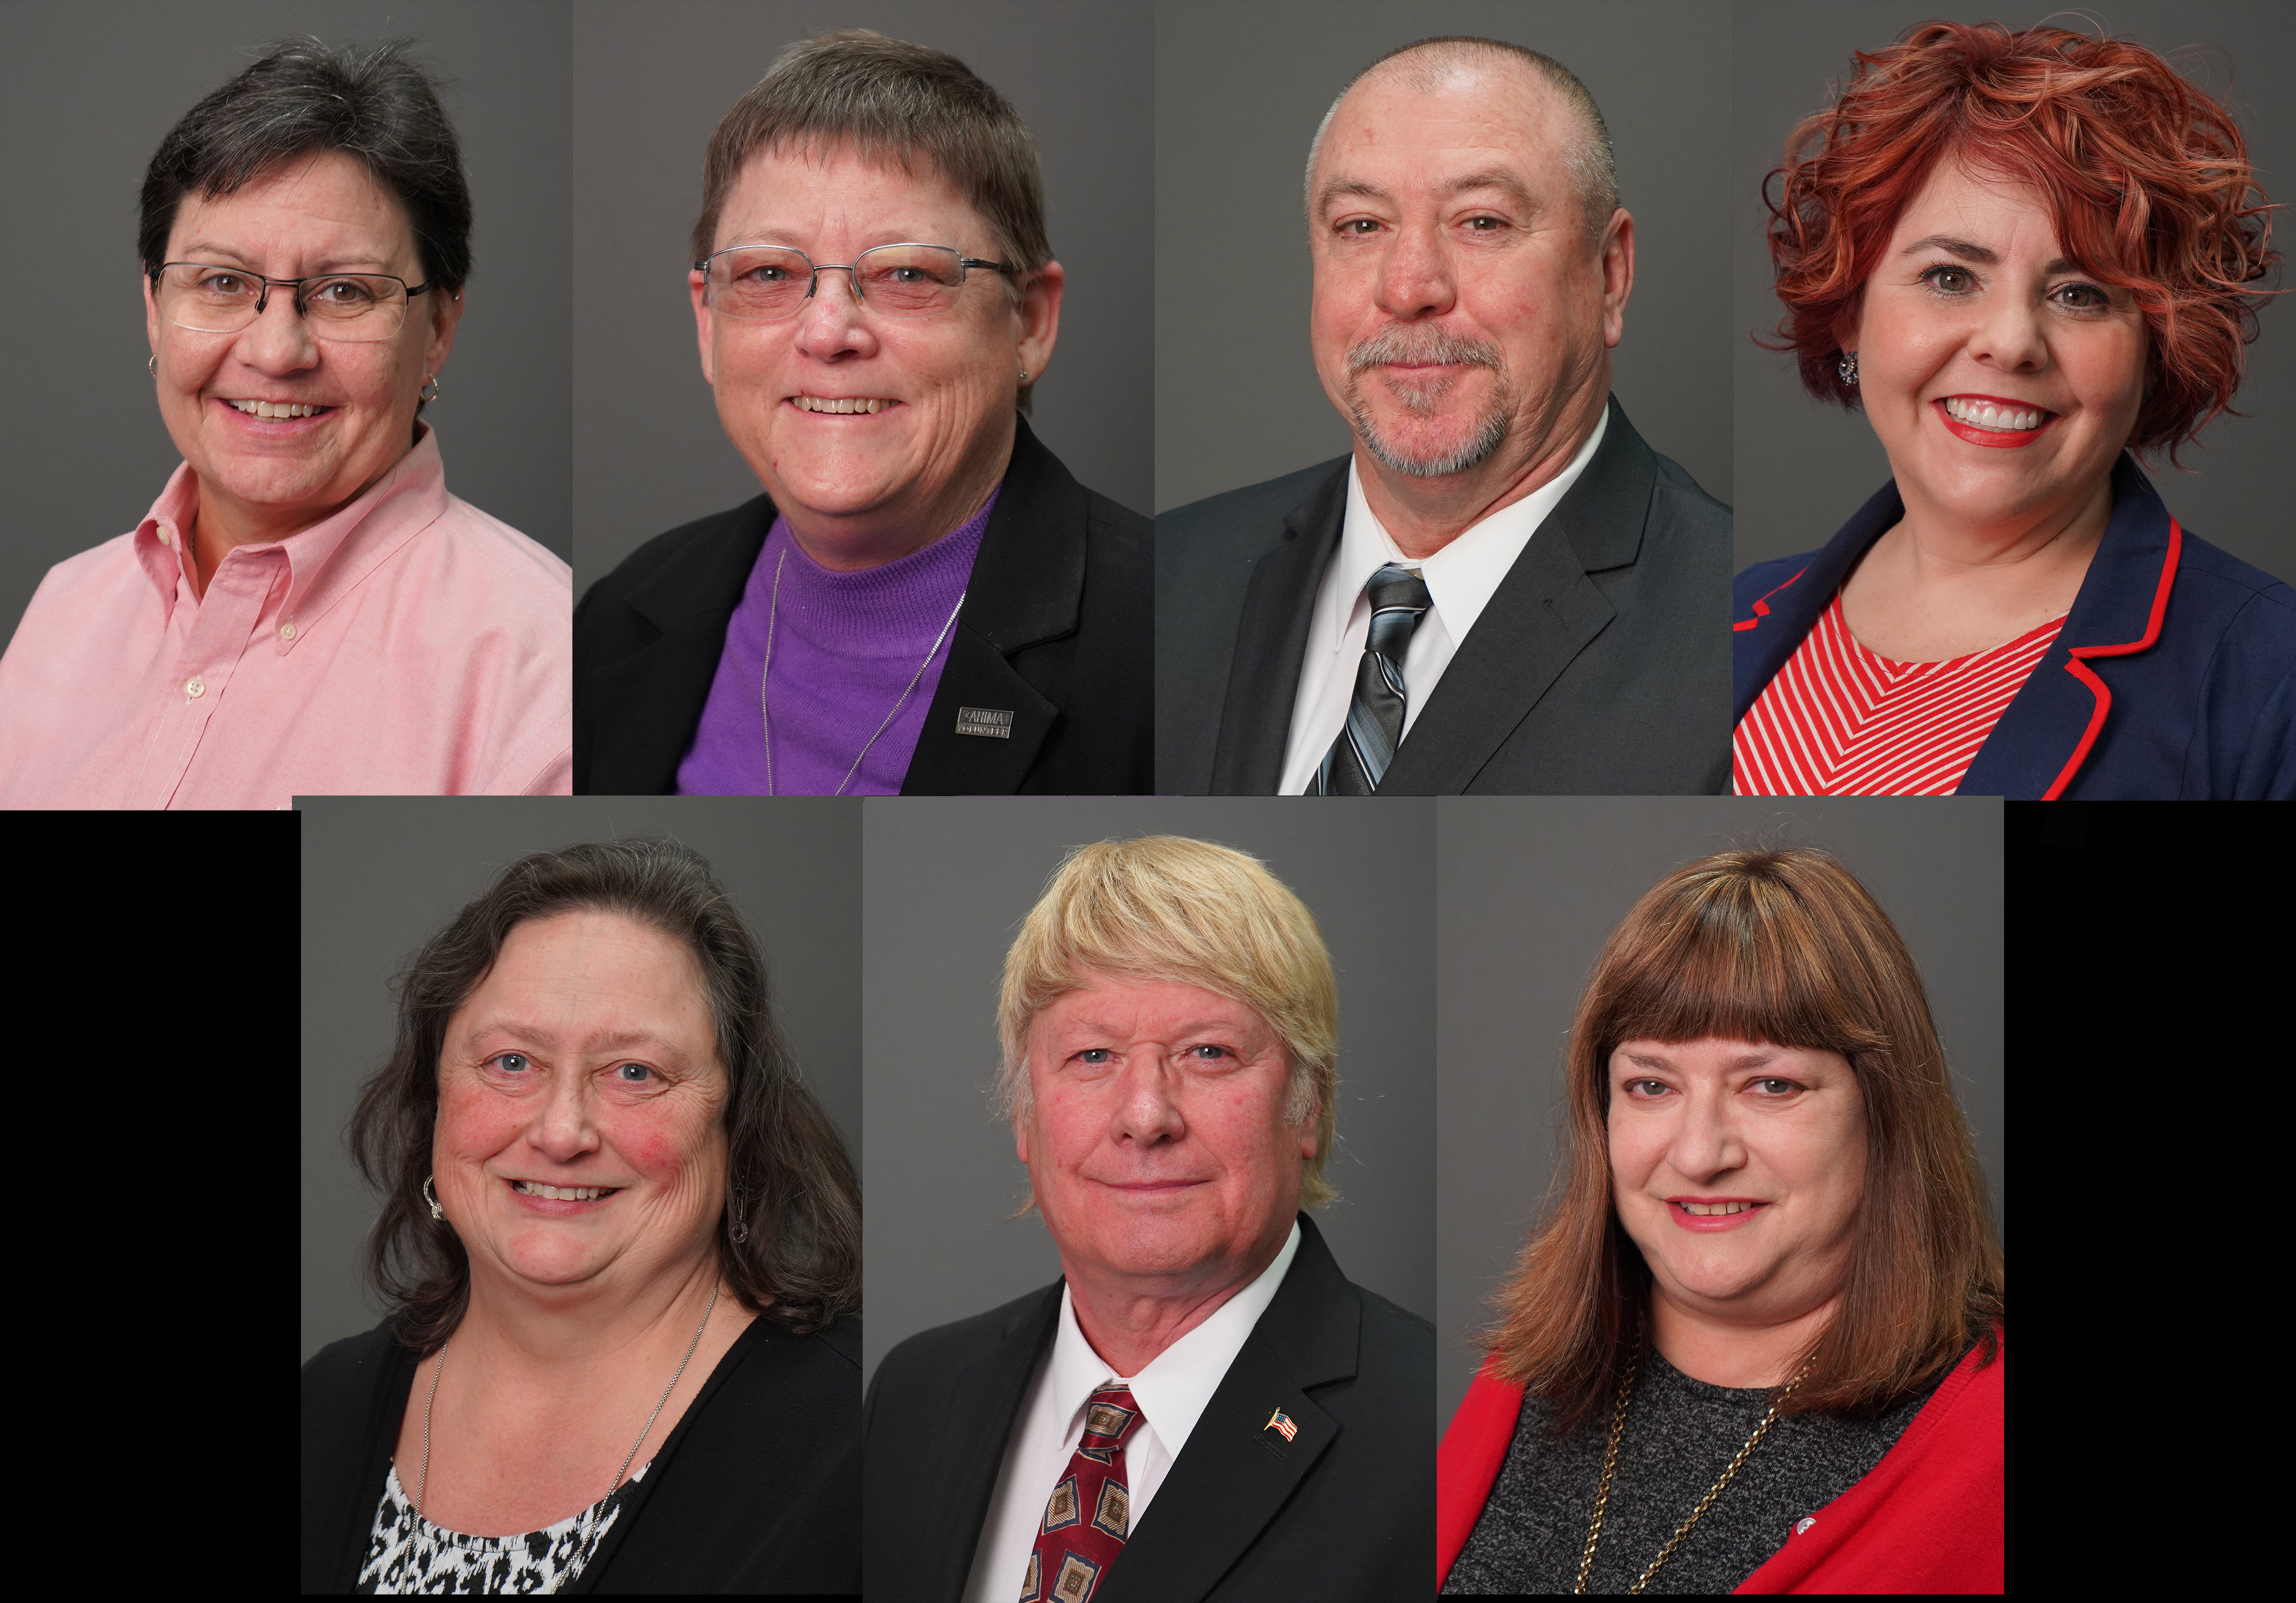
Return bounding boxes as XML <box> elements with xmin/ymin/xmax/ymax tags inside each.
<box><xmin>1263</xmin><ymin>1407</ymin><xmax>1298</xmax><ymax>1443</ymax></box>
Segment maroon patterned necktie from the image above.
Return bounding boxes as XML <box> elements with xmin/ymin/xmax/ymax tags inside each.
<box><xmin>1022</xmin><ymin>1382</ymin><xmax>1146</xmax><ymax>1603</ymax></box>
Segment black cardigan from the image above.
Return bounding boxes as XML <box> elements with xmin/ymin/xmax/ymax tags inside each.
<box><xmin>574</xmin><ymin>416</ymin><xmax>1152</xmax><ymax>794</ymax></box>
<box><xmin>299</xmin><ymin>1313</ymin><xmax>861</xmax><ymax>1595</ymax></box>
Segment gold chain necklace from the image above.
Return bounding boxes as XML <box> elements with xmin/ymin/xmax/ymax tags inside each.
<box><xmin>1573</xmin><ymin>1341</ymin><xmax>1816</xmax><ymax>1595</ymax></box>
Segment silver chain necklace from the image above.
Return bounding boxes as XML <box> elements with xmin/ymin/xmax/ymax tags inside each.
<box><xmin>757</xmin><ymin>545</ymin><xmax>966</xmax><ymax>796</ymax></box>
<box><xmin>413</xmin><ymin>1283</ymin><xmax>719</xmax><ymax>1549</ymax></box>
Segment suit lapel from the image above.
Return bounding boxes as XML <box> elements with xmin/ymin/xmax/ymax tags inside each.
<box><xmin>1102</xmin><ymin>1216</ymin><xmax>1359</xmax><ymax>1603</ymax></box>
<box><xmin>1208</xmin><ymin>465</ymin><xmax>1348</xmax><ymax>794</ymax></box>
<box><xmin>1376</xmin><ymin>398</ymin><xmax>1647</xmax><ymax>793</ymax></box>
<box><xmin>586</xmin><ymin>497</ymin><xmax>773</xmax><ymax>793</ymax></box>
<box><xmin>1731</xmin><ymin>480</ymin><xmax>1900</xmax><ymax>723</ymax></box>
<box><xmin>1956</xmin><ymin>455</ymin><xmax>2180</xmax><ymax>798</ymax></box>
<box><xmin>907</xmin><ymin>1288</ymin><xmax>1063</xmax><ymax>1603</ymax></box>
<box><xmin>901</xmin><ymin>415</ymin><xmax>1084</xmax><ymax>794</ymax></box>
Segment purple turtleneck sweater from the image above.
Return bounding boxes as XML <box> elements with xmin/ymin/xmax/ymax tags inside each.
<box><xmin>674</xmin><ymin>486</ymin><xmax>997</xmax><ymax>795</ymax></box>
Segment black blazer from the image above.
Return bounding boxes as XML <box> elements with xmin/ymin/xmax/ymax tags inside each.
<box><xmin>575</xmin><ymin>416</ymin><xmax>1152</xmax><ymax>794</ymax></box>
<box><xmin>299</xmin><ymin>1313</ymin><xmax>861</xmax><ymax>1595</ymax></box>
<box><xmin>1156</xmin><ymin>396</ymin><xmax>1730</xmax><ymax>793</ymax></box>
<box><xmin>861</xmin><ymin>1214</ymin><xmax>1433</xmax><ymax>1603</ymax></box>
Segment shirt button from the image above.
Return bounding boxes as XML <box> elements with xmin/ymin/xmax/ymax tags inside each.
<box><xmin>185</xmin><ymin>676</ymin><xmax>205</xmax><ymax>700</ymax></box>
<box><xmin>279</xmin><ymin>620</ymin><xmax>297</xmax><ymax>642</ymax></box>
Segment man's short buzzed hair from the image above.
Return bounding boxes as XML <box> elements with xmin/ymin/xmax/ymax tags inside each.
<box><xmin>1305</xmin><ymin>35</ymin><xmax>1620</xmax><ymax>242</ymax></box>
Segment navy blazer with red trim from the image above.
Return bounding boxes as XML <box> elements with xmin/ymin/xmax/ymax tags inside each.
<box><xmin>1732</xmin><ymin>456</ymin><xmax>2296</xmax><ymax>798</ymax></box>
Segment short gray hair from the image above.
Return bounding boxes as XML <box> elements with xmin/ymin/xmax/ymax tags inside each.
<box><xmin>1305</xmin><ymin>36</ymin><xmax>1620</xmax><ymax>242</ymax></box>
<box><xmin>139</xmin><ymin>38</ymin><xmax>472</xmax><ymax>295</ymax></box>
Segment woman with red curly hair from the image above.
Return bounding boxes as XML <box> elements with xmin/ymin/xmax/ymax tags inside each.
<box><xmin>1733</xmin><ymin>21</ymin><xmax>2293</xmax><ymax>799</ymax></box>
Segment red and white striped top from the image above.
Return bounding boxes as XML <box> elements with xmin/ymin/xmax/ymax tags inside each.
<box><xmin>1734</xmin><ymin>592</ymin><xmax>2065</xmax><ymax>796</ymax></box>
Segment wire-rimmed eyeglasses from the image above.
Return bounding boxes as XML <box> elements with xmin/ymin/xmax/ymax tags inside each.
<box><xmin>696</xmin><ymin>243</ymin><xmax>1013</xmax><ymax>321</ymax></box>
<box><xmin>150</xmin><ymin>262</ymin><xmax>434</xmax><ymax>342</ymax></box>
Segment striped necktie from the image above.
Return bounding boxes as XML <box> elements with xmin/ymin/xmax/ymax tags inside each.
<box><xmin>1314</xmin><ymin>563</ymin><xmax>1432</xmax><ymax>794</ymax></box>
<box><xmin>1023</xmin><ymin>1382</ymin><xmax>1145</xmax><ymax>1602</ymax></box>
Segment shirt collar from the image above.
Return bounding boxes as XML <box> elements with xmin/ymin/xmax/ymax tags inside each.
<box><xmin>1333</xmin><ymin>405</ymin><xmax>1608</xmax><ymax>642</ymax></box>
<box><xmin>132</xmin><ymin>425</ymin><xmax>453</xmax><ymax>635</ymax></box>
<box><xmin>1049</xmin><ymin>1218</ymin><xmax>1303</xmax><ymax>1454</ymax></box>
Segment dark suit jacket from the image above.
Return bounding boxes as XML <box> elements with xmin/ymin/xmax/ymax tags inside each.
<box><xmin>1156</xmin><ymin>396</ymin><xmax>1730</xmax><ymax>794</ymax></box>
<box><xmin>575</xmin><ymin>416</ymin><xmax>1151</xmax><ymax>794</ymax></box>
<box><xmin>299</xmin><ymin>1313</ymin><xmax>861</xmax><ymax>1594</ymax></box>
<box><xmin>862</xmin><ymin>1214</ymin><xmax>1433</xmax><ymax>1603</ymax></box>
<box><xmin>1734</xmin><ymin>454</ymin><xmax>2296</xmax><ymax>798</ymax></box>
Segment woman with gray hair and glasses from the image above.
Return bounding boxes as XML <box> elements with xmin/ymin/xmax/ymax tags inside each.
<box><xmin>576</xmin><ymin>29</ymin><xmax>1150</xmax><ymax>797</ymax></box>
<box><xmin>0</xmin><ymin>39</ymin><xmax>570</xmax><ymax>807</ymax></box>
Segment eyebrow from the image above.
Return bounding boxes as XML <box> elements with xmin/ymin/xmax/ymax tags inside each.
<box><xmin>1315</xmin><ymin>168</ymin><xmax>1539</xmax><ymax>219</ymax></box>
<box><xmin>1898</xmin><ymin>234</ymin><xmax>2078</xmax><ymax>274</ymax></box>
<box><xmin>172</xmin><ymin>243</ymin><xmax>396</xmax><ymax>274</ymax></box>
<box><xmin>1620</xmin><ymin>1048</ymin><xmax>1785</xmax><ymax>1074</ymax></box>
<box><xmin>458</xmin><ymin>1020</ymin><xmax>690</xmax><ymax>1058</ymax></box>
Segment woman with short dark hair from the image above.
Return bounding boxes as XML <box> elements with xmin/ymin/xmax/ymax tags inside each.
<box><xmin>1734</xmin><ymin>22</ymin><xmax>2293</xmax><ymax>798</ymax></box>
<box><xmin>0</xmin><ymin>39</ymin><xmax>570</xmax><ymax>807</ymax></box>
<box><xmin>300</xmin><ymin>838</ymin><xmax>862</xmax><ymax>1593</ymax></box>
<box><xmin>1438</xmin><ymin>848</ymin><xmax>2003</xmax><ymax>1594</ymax></box>
<box><xmin>576</xmin><ymin>29</ymin><xmax>1150</xmax><ymax>796</ymax></box>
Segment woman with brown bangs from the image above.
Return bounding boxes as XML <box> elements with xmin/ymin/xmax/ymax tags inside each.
<box><xmin>1733</xmin><ymin>21</ymin><xmax>2294</xmax><ymax>799</ymax></box>
<box><xmin>1437</xmin><ymin>849</ymin><xmax>2002</xmax><ymax>1594</ymax></box>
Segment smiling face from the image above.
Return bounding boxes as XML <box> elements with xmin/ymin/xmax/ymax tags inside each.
<box><xmin>144</xmin><ymin>151</ymin><xmax>459</xmax><ymax>543</ymax></box>
<box><xmin>1608</xmin><ymin>1038</ymin><xmax>1867</xmax><ymax>1332</ymax></box>
<box><xmin>433</xmin><ymin>910</ymin><xmax>729</xmax><ymax>1300</ymax></box>
<box><xmin>1015</xmin><ymin>974</ymin><xmax>1312</xmax><ymax>1296</ymax></box>
<box><xmin>1308</xmin><ymin>63</ymin><xmax>1625</xmax><ymax>486</ymax></box>
<box><xmin>689</xmin><ymin>142</ymin><xmax>1060</xmax><ymax>569</ymax></box>
<box><xmin>1851</xmin><ymin>159</ymin><xmax>2148</xmax><ymax>539</ymax></box>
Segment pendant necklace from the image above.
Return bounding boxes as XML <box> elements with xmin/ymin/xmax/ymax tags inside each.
<box><xmin>757</xmin><ymin>545</ymin><xmax>966</xmax><ymax>796</ymax></box>
<box><xmin>412</xmin><ymin>1282</ymin><xmax>720</xmax><ymax>1578</ymax></box>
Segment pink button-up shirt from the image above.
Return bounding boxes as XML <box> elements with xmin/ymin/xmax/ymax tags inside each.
<box><xmin>0</xmin><ymin>429</ymin><xmax>570</xmax><ymax>807</ymax></box>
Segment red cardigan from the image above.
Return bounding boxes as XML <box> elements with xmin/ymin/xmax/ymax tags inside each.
<box><xmin>1436</xmin><ymin>1331</ymin><xmax>2004</xmax><ymax>1594</ymax></box>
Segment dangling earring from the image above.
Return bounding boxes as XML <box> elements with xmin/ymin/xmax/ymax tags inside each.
<box><xmin>729</xmin><ymin>1184</ymin><xmax>750</xmax><ymax>1245</ymax></box>
<box><xmin>423</xmin><ymin>1176</ymin><xmax>444</xmax><ymax>1221</ymax></box>
<box><xmin>148</xmin><ymin>354</ymin><xmax>157</xmax><ymax>378</ymax></box>
<box><xmin>1836</xmin><ymin>351</ymin><xmax>1859</xmax><ymax>385</ymax></box>
<box><xmin>419</xmin><ymin>374</ymin><xmax>441</xmax><ymax>403</ymax></box>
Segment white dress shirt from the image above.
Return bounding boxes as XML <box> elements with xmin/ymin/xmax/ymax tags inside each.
<box><xmin>1275</xmin><ymin>407</ymin><xmax>1609</xmax><ymax>795</ymax></box>
<box><xmin>960</xmin><ymin>1221</ymin><xmax>1304</xmax><ymax>1603</ymax></box>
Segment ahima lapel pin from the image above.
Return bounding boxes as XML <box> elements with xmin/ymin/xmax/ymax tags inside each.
<box><xmin>1263</xmin><ymin>1407</ymin><xmax>1298</xmax><ymax>1443</ymax></box>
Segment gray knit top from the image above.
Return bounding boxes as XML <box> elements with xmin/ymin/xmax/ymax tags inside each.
<box><xmin>1441</xmin><ymin>1338</ymin><xmax>1973</xmax><ymax>1595</ymax></box>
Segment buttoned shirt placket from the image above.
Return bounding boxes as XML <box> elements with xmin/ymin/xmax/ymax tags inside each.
<box><xmin>132</xmin><ymin>535</ymin><xmax>292</xmax><ymax>808</ymax></box>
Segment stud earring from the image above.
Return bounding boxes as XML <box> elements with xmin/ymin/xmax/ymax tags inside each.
<box><xmin>1837</xmin><ymin>351</ymin><xmax>1859</xmax><ymax>385</ymax></box>
<box><xmin>1018</xmin><ymin>368</ymin><xmax>1029</xmax><ymax>384</ymax></box>
<box><xmin>423</xmin><ymin>1176</ymin><xmax>444</xmax><ymax>1221</ymax></box>
<box><xmin>419</xmin><ymin>374</ymin><xmax>441</xmax><ymax>403</ymax></box>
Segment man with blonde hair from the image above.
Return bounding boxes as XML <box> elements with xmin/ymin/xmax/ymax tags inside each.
<box><xmin>864</xmin><ymin>836</ymin><xmax>1432</xmax><ymax>1602</ymax></box>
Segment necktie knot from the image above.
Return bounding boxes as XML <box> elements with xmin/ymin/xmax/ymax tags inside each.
<box><xmin>1312</xmin><ymin>563</ymin><xmax>1432</xmax><ymax>795</ymax></box>
<box><xmin>1024</xmin><ymin>1383</ymin><xmax>1144</xmax><ymax>1601</ymax></box>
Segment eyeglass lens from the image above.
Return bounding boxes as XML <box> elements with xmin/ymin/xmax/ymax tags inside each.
<box><xmin>157</xmin><ymin>264</ymin><xmax>413</xmax><ymax>342</ymax></box>
<box><xmin>706</xmin><ymin>245</ymin><xmax>970</xmax><ymax>320</ymax></box>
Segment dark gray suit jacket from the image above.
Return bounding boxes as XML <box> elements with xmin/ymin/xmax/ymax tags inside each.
<box><xmin>1156</xmin><ymin>396</ymin><xmax>1730</xmax><ymax>793</ymax></box>
<box><xmin>862</xmin><ymin>1214</ymin><xmax>1432</xmax><ymax>1603</ymax></box>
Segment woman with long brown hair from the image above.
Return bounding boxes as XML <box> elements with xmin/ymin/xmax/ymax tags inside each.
<box><xmin>1438</xmin><ymin>847</ymin><xmax>2002</xmax><ymax>1593</ymax></box>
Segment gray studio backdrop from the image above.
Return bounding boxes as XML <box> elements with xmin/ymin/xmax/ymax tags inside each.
<box><xmin>300</xmin><ymin>796</ymin><xmax>862</xmax><ymax>1363</ymax></box>
<box><xmin>0</xmin><ymin>0</ymin><xmax>573</xmax><ymax>651</ymax></box>
<box><xmin>1154</xmin><ymin>0</ymin><xmax>1733</xmax><ymax>515</ymax></box>
<box><xmin>861</xmin><ymin>796</ymin><xmax>1437</xmax><ymax>1387</ymax></box>
<box><xmin>1733</xmin><ymin>1</ymin><xmax>2295</xmax><ymax>577</ymax></box>
<box><xmin>570</xmin><ymin>0</ymin><xmax>1153</xmax><ymax>600</ymax></box>
<box><xmin>1433</xmin><ymin>796</ymin><xmax>2004</xmax><ymax>1435</ymax></box>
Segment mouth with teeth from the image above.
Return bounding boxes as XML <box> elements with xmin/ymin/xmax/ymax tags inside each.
<box><xmin>1668</xmin><ymin>1198</ymin><xmax>1770</xmax><ymax>1231</ymax></box>
<box><xmin>789</xmin><ymin>395</ymin><xmax>896</xmax><ymax>415</ymax></box>
<box><xmin>222</xmin><ymin>398</ymin><xmax>334</xmax><ymax>421</ymax></box>
<box><xmin>510</xmin><ymin>1179</ymin><xmax>623</xmax><ymax>1204</ymax></box>
<box><xmin>1936</xmin><ymin>395</ymin><xmax>2057</xmax><ymax>448</ymax></box>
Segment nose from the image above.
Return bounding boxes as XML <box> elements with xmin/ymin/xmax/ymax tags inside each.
<box><xmin>1373</xmin><ymin>218</ymin><xmax>1458</xmax><ymax>321</ymax></box>
<box><xmin>1667</xmin><ymin>1084</ymin><xmax>1749</xmax><ymax>1182</ymax></box>
<box><xmin>527</xmin><ymin>1068</ymin><xmax>604</xmax><ymax>1165</ymax></box>
<box><xmin>791</xmin><ymin>265</ymin><xmax>875</xmax><ymax>361</ymax></box>
<box><xmin>233</xmin><ymin>282</ymin><xmax>320</xmax><ymax>373</ymax></box>
<box><xmin>1107</xmin><ymin>1050</ymin><xmax>1186</xmax><ymax>1147</ymax></box>
<box><xmin>1965</xmin><ymin>286</ymin><xmax>2049</xmax><ymax>374</ymax></box>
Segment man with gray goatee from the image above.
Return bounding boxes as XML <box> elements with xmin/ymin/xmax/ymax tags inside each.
<box><xmin>1157</xmin><ymin>37</ymin><xmax>1729</xmax><ymax>796</ymax></box>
